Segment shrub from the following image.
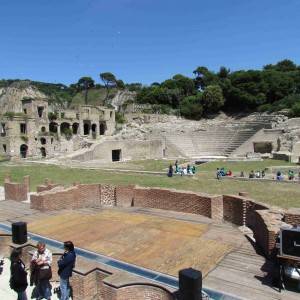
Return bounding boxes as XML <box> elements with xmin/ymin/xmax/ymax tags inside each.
<box><xmin>115</xmin><ymin>112</ymin><xmax>126</xmax><ymax>124</ymax></box>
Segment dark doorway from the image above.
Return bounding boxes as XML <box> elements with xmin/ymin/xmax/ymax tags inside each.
<box><xmin>40</xmin><ymin>147</ymin><xmax>46</xmax><ymax>157</ymax></box>
<box><xmin>72</xmin><ymin>123</ymin><xmax>79</xmax><ymax>134</ymax></box>
<box><xmin>84</xmin><ymin>122</ymin><xmax>90</xmax><ymax>135</ymax></box>
<box><xmin>253</xmin><ymin>142</ymin><xmax>273</xmax><ymax>153</ymax></box>
<box><xmin>100</xmin><ymin>123</ymin><xmax>106</xmax><ymax>135</ymax></box>
<box><xmin>112</xmin><ymin>149</ymin><xmax>121</xmax><ymax>162</ymax></box>
<box><xmin>20</xmin><ymin>144</ymin><xmax>28</xmax><ymax>158</ymax></box>
<box><xmin>92</xmin><ymin>124</ymin><xmax>97</xmax><ymax>139</ymax></box>
<box><xmin>49</xmin><ymin>122</ymin><xmax>58</xmax><ymax>133</ymax></box>
<box><xmin>40</xmin><ymin>138</ymin><xmax>46</xmax><ymax>145</ymax></box>
<box><xmin>37</xmin><ymin>106</ymin><xmax>44</xmax><ymax>118</ymax></box>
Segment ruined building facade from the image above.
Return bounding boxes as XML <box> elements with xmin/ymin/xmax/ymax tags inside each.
<box><xmin>0</xmin><ymin>98</ymin><xmax>115</xmax><ymax>158</ymax></box>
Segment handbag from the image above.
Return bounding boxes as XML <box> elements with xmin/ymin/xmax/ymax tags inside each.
<box><xmin>38</xmin><ymin>266</ymin><xmax>52</xmax><ymax>281</ymax></box>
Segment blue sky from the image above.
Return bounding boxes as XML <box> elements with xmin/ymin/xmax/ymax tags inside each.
<box><xmin>0</xmin><ymin>0</ymin><xmax>299</xmax><ymax>85</ymax></box>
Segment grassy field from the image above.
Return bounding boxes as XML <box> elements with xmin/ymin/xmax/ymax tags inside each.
<box><xmin>0</xmin><ymin>159</ymin><xmax>299</xmax><ymax>208</ymax></box>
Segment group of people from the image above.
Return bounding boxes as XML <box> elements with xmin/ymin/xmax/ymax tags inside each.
<box><xmin>167</xmin><ymin>160</ymin><xmax>196</xmax><ymax>177</ymax></box>
<box><xmin>9</xmin><ymin>240</ymin><xmax>76</xmax><ymax>300</ymax></box>
<box><xmin>216</xmin><ymin>167</ymin><xmax>233</xmax><ymax>179</ymax></box>
<box><xmin>248</xmin><ymin>170</ymin><xmax>266</xmax><ymax>179</ymax></box>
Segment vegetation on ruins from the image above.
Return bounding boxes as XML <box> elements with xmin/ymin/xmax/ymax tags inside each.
<box><xmin>1</xmin><ymin>59</ymin><xmax>300</xmax><ymax>118</ymax></box>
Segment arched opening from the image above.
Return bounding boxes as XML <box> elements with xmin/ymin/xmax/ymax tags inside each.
<box><xmin>99</xmin><ymin>122</ymin><xmax>106</xmax><ymax>135</ymax></box>
<box><xmin>72</xmin><ymin>123</ymin><xmax>79</xmax><ymax>135</ymax></box>
<box><xmin>20</xmin><ymin>144</ymin><xmax>28</xmax><ymax>158</ymax></box>
<box><xmin>49</xmin><ymin>122</ymin><xmax>58</xmax><ymax>133</ymax></box>
<box><xmin>41</xmin><ymin>126</ymin><xmax>46</xmax><ymax>133</ymax></box>
<box><xmin>61</xmin><ymin>122</ymin><xmax>72</xmax><ymax>139</ymax></box>
<box><xmin>91</xmin><ymin>124</ymin><xmax>97</xmax><ymax>139</ymax></box>
<box><xmin>40</xmin><ymin>138</ymin><xmax>46</xmax><ymax>145</ymax></box>
<box><xmin>84</xmin><ymin>122</ymin><xmax>91</xmax><ymax>135</ymax></box>
<box><xmin>40</xmin><ymin>147</ymin><xmax>46</xmax><ymax>157</ymax></box>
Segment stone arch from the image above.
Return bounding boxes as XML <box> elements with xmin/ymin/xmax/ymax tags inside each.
<box><xmin>49</xmin><ymin>122</ymin><xmax>58</xmax><ymax>133</ymax></box>
<box><xmin>40</xmin><ymin>138</ymin><xmax>46</xmax><ymax>145</ymax></box>
<box><xmin>72</xmin><ymin>123</ymin><xmax>79</xmax><ymax>135</ymax></box>
<box><xmin>20</xmin><ymin>144</ymin><xmax>28</xmax><ymax>158</ymax></box>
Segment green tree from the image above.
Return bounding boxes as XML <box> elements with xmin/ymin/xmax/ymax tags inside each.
<box><xmin>202</xmin><ymin>85</ymin><xmax>224</xmax><ymax>113</ymax></box>
<box><xmin>180</xmin><ymin>93</ymin><xmax>203</xmax><ymax>120</ymax></box>
<box><xmin>193</xmin><ymin>66</ymin><xmax>217</xmax><ymax>90</ymax></box>
<box><xmin>77</xmin><ymin>77</ymin><xmax>95</xmax><ymax>105</ymax></box>
<box><xmin>100</xmin><ymin>72</ymin><xmax>117</xmax><ymax>103</ymax></box>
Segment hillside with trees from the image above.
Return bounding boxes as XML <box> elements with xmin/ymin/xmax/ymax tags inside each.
<box><xmin>1</xmin><ymin>59</ymin><xmax>300</xmax><ymax>119</ymax></box>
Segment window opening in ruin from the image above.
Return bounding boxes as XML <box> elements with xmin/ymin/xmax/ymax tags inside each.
<box><xmin>3</xmin><ymin>144</ymin><xmax>6</xmax><ymax>152</ymax></box>
<box><xmin>91</xmin><ymin>124</ymin><xmax>97</xmax><ymax>139</ymax></box>
<box><xmin>49</xmin><ymin>122</ymin><xmax>58</xmax><ymax>133</ymax></box>
<box><xmin>0</xmin><ymin>123</ymin><xmax>6</xmax><ymax>136</ymax></box>
<box><xmin>51</xmin><ymin>138</ymin><xmax>53</xmax><ymax>144</ymax></box>
<box><xmin>110</xmin><ymin>111</ymin><xmax>113</xmax><ymax>118</ymax></box>
<box><xmin>35</xmin><ymin>138</ymin><xmax>38</xmax><ymax>141</ymax></box>
<box><xmin>23</xmin><ymin>109</ymin><xmax>27</xmax><ymax>114</ymax></box>
<box><xmin>40</xmin><ymin>138</ymin><xmax>46</xmax><ymax>145</ymax></box>
<box><xmin>253</xmin><ymin>142</ymin><xmax>273</xmax><ymax>153</ymax></box>
<box><xmin>20</xmin><ymin>123</ymin><xmax>27</xmax><ymax>134</ymax></box>
<box><xmin>41</xmin><ymin>126</ymin><xmax>46</xmax><ymax>133</ymax></box>
<box><xmin>40</xmin><ymin>147</ymin><xmax>46</xmax><ymax>157</ymax></box>
<box><xmin>37</xmin><ymin>106</ymin><xmax>44</xmax><ymax>118</ymax></box>
<box><xmin>112</xmin><ymin>149</ymin><xmax>121</xmax><ymax>162</ymax></box>
<box><xmin>20</xmin><ymin>144</ymin><xmax>28</xmax><ymax>158</ymax></box>
<box><xmin>99</xmin><ymin>123</ymin><xmax>106</xmax><ymax>135</ymax></box>
<box><xmin>72</xmin><ymin>123</ymin><xmax>79</xmax><ymax>134</ymax></box>
<box><xmin>84</xmin><ymin>122</ymin><xmax>90</xmax><ymax>135</ymax></box>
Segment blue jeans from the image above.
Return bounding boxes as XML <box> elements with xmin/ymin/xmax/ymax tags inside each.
<box><xmin>17</xmin><ymin>291</ymin><xmax>27</xmax><ymax>300</ymax></box>
<box><xmin>60</xmin><ymin>277</ymin><xmax>70</xmax><ymax>300</ymax></box>
<box><xmin>37</xmin><ymin>279</ymin><xmax>52</xmax><ymax>299</ymax></box>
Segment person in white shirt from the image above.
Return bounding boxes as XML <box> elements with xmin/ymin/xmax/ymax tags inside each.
<box><xmin>31</xmin><ymin>242</ymin><xmax>52</xmax><ymax>300</ymax></box>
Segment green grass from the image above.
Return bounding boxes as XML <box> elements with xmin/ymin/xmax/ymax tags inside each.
<box><xmin>0</xmin><ymin>159</ymin><xmax>299</xmax><ymax>208</ymax></box>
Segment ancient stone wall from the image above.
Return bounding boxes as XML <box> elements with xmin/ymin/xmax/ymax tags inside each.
<box><xmin>133</xmin><ymin>187</ymin><xmax>212</xmax><ymax>218</ymax></box>
<box><xmin>284</xmin><ymin>208</ymin><xmax>300</xmax><ymax>225</ymax></box>
<box><xmin>4</xmin><ymin>175</ymin><xmax>30</xmax><ymax>201</ymax></box>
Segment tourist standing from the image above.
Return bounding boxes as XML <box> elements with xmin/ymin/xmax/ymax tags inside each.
<box><xmin>10</xmin><ymin>248</ymin><xmax>28</xmax><ymax>300</ymax></box>
<box><xmin>57</xmin><ymin>241</ymin><xmax>76</xmax><ymax>300</ymax></box>
<box><xmin>31</xmin><ymin>242</ymin><xmax>52</xmax><ymax>300</ymax></box>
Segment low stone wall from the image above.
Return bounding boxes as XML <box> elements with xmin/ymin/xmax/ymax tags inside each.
<box><xmin>36</xmin><ymin>178</ymin><xmax>62</xmax><ymax>193</ymax></box>
<box><xmin>252</xmin><ymin>209</ymin><xmax>285</xmax><ymax>257</ymax></box>
<box><xmin>4</xmin><ymin>175</ymin><xmax>30</xmax><ymax>201</ymax></box>
<box><xmin>284</xmin><ymin>208</ymin><xmax>300</xmax><ymax>225</ymax></box>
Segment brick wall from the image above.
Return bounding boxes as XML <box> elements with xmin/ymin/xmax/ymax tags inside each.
<box><xmin>113</xmin><ymin>284</ymin><xmax>174</xmax><ymax>300</ymax></box>
<box><xmin>284</xmin><ymin>209</ymin><xmax>300</xmax><ymax>225</ymax></box>
<box><xmin>252</xmin><ymin>209</ymin><xmax>285</xmax><ymax>258</ymax></box>
<box><xmin>4</xmin><ymin>175</ymin><xmax>30</xmax><ymax>202</ymax></box>
<box><xmin>223</xmin><ymin>195</ymin><xmax>244</xmax><ymax>226</ymax></box>
<box><xmin>115</xmin><ymin>185</ymin><xmax>135</xmax><ymax>207</ymax></box>
<box><xmin>133</xmin><ymin>187</ymin><xmax>212</xmax><ymax>218</ymax></box>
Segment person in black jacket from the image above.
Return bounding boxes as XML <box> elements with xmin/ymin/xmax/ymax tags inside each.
<box><xmin>57</xmin><ymin>241</ymin><xmax>76</xmax><ymax>300</ymax></box>
<box><xmin>10</xmin><ymin>248</ymin><xmax>28</xmax><ymax>300</ymax></box>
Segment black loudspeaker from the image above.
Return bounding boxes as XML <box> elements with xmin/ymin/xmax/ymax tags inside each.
<box><xmin>179</xmin><ymin>268</ymin><xmax>202</xmax><ymax>300</ymax></box>
<box><xmin>280</xmin><ymin>226</ymin><xmax>300</xmax><ymax>259</ymax></box>
<box><xmin>12</xmin><ymin>222</ymin><xmax>27</xmax><ymax>245</ymax></box>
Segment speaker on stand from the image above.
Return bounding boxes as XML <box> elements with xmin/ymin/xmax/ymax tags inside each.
<box><xmin>11</xmin><ymin>222</ymin><xmax>27</xmax><ymax>245</ymax></box>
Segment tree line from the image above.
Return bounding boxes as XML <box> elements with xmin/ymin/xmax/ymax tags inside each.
<box><xmin>135</xmin><ymin>59</ymin><xmax>300</xmax><ymax>119</ymax></box>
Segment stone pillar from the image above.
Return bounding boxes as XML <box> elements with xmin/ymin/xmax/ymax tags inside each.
<box><xmin>210</xmin><ymin>196</ymin><xmax>223</xmax><ymax>223</ymax></box>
